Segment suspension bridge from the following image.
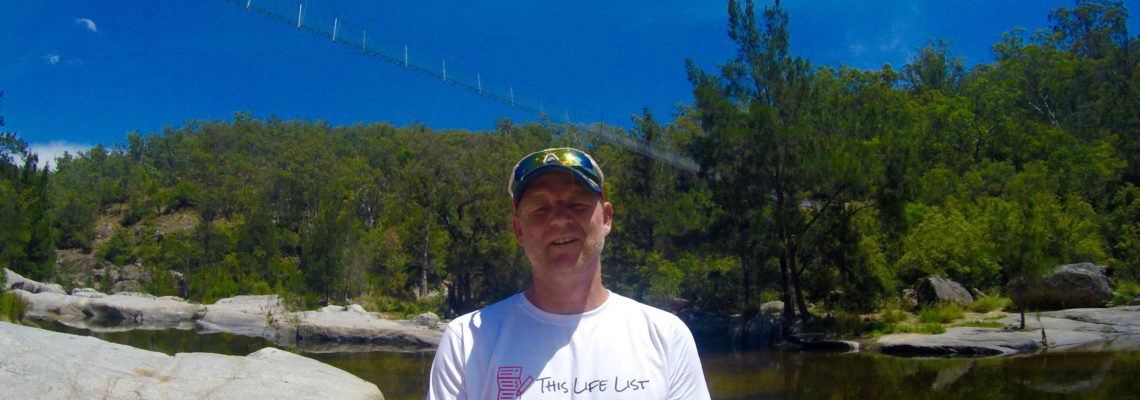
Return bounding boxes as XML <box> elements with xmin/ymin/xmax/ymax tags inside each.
<box><xmin>224</xmin><ymin>0</ymin><xmax>699</xmax><ymax>172</ymax></box>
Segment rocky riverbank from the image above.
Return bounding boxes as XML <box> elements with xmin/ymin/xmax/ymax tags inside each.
<box><xmin>875</xmin><ymin>306</ymin><xmax>1140</xmax><ymax>356</ymax></box>
<box><xmin>0</xmin><ymin>321</ymin><xmax>384</xmax><ymax>399</ymax></box>
<box><xmin>5</xmin><ymin>268</ymin><xmax>443</xmax><ymax>351</ymax></box>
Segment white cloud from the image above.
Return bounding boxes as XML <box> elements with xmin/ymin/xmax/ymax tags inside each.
<box><xmin>27</xmin><ymin>141</ymin><xmax>92</xmax><ymax>170</ymax></box>
<box><xmin>76</xmin><ymin>18</ymin><xmax>98</xmax><ymax>33</ymax></box>
<box><xmin>45</xmin><ymin>53</ymin><xmax>61</xmax><ymax>65</ymax></box>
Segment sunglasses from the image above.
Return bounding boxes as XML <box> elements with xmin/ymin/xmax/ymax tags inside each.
<box><xmin>509</xmin><ymin>147</ymin><xmax>605</xmax><ymax>205</ymax></box>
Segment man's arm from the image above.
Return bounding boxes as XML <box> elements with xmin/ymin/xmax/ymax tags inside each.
<box><xmin>667</xmin><ymin>320</ymin><xmax>711</xmax><ymax>400</ymax></box>
<box><xmin>426</xmin><ymin>324</ymin><xmax>465</xmax><ymax>400</ymax></box>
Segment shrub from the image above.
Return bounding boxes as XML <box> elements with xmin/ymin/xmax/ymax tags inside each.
<box><xmin>1111</xmin><ymin>281</ymin><xmax>1140</xmax><ymax>306</ymax></box>
<box><xmin>969</xmin><ymin>295</ymin><xmax>1013</xmax><ymax>313</ymax></box>
<box><xmin>881</xmin><ymin>308</ymin><xmax>910</xmax><ymax>324</ymax></box>
<box><xmin>918</xmin><ymin>303</ymin><xmax>965</xmax><ymax>324</ymax></box>
<box><xmin>1</xmin><ymin>292</ymin><xmax>26</xmax><ymax>322</ymax></box>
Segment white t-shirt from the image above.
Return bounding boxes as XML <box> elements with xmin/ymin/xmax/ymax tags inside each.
<box><xmin>427</xmin><ymin>291</ymin><xmax>711</xmax><ymax>400</ymax></box>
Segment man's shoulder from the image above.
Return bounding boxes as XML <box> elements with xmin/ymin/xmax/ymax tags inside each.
<box><xmin>607</xmin><ymin>292</ymin><xmax>688</xmax><ymax>328</ymax></box>
<box><xmin>444</xmin><ymin>292</ymin><xmax>524</xmax><ymax>330</ymax></box>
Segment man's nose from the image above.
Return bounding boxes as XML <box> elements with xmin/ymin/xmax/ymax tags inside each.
<box><xmin>549</xmin><ymin>204</ymin><xmax>574</xmax><ymax>226</ymax></box>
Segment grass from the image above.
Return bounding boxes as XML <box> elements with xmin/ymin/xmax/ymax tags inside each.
<box><xmin>0</xmin><ymin>291</ymin><xmax>26</xmax><ymax>322</ymax></box>
<box><xmin>881</xmin><ymin>308</ymin><xmax>909</xmax><ymax>324</ymax></box>
<box><xmin>956</xmin><ymin>320</ymin><xmax>1005</xmax><ymax>328</ymax></box>
<box><xmin>870</xmin><ymin>322</ymin><xmax>946</xmax><ymax>336</ymax></box>
<box><xmin>969</xmin><ymin>295</ymin><xmax>1013</xmax><ymax>313</ymax></box>
<box><xmin>918</xmin><ymin>303</ymin><xmax>966</xmax><ymax>324</ymax></box>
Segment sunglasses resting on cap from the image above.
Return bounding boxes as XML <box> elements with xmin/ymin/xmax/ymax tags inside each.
<box><xmin>508</xmin><ymin>147</ymin><xmax>605</xmax><ymax>207</ymax></box>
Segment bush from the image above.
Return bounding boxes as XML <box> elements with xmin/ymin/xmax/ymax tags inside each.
<box><xmin>969</xmin><ymin>295</ymin><xmax>1013</xmax><ymax>313</ymax></box>
<box><xmin>881</xmin><ymin>308</ymin><xmax>910</xmax><ymax>324</ymax></box>
<box><xmin>1111</xmin><ymin>281</ymin><xmax>1140</xmax><ymax>306</ymax></box>
<box><xmin>918</xmin><ymin>303</ymin><xmax>965</xmax><ymax>324</ymax></box>
<box><xmin>1</xmin><ymin>292</ymin><xmax>26</xmax><ymax>322</ymax></box>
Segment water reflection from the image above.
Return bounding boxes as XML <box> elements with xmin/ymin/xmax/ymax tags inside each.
<box><xmin>31</xmin><ymin>319</ymin><xmax>1140</xmax><ymax>400</ymax></box>
<box><xmin>699</xmin><ymin>348</ymin><xmax>1140</xmax><ymax>399</ymax></box>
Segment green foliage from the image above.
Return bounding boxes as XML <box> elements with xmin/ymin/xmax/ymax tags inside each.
<box><xmin>969</xmin><ymin>295</ymin><xmax>1013</xmax><ymax>313</ymax></box>
<box><xmin>643</xmin><ymin>252</ymin><xmax>684</xmax><ymax>309</ymax></box>
<box><xmin>880</xmin><ymin>309</ymin><xmax>910</xmax><ymax>324</ymax></box>
<box><xmin>0</xmin><ymin>291</ymin><xmax>25</xmax><ymax>322</ymax></box>
<box><xmin>1111</xmin><ymin>280</ymin><xmax>1139</xmax><ymax>306</ymax></box>
<box><xmin>17</xmin><ymin>0</ymin><xmax>1139</xmax><ymax>322</ymax></box>
<box><xmin>897</xmin><ymin>205</ymin><xmax>1000</xmax><ymax>290</ymax></box>
<box><xmin>97</xmin><ymin>228</ymin><xmax>135</xmax><ymax>266</ymax></box>
<box><xmin>956</xmin><ymin>320</ymin><xmax>1005</xmax><ymax>328</ymax></box>
<box><xmin>917</xmin><ymin>303</ymin><xmax>966</xmax><ymax>324</ymax></box>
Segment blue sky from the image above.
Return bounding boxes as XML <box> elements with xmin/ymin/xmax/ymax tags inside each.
<box><xmin>2</xmin><ymin>0</ymin><xmax>1138</xmax><ymax>168</ymax></box>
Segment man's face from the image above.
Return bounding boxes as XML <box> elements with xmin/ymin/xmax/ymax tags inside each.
<box><xmin>512</xmin><ymin>172</ymin><xmax>612</xmax><ymax>277</ymax></box>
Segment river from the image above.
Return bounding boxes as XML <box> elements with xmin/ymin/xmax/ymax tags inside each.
<box><xmin>37</xmin><ymin>319</ymin><xmax>1140</xmax><ymax>399</ymax></box>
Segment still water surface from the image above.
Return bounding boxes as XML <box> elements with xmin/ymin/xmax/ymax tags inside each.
<box><xmin>38</xmin><ymin>320</ymin><xmax>1140</xmax><ymax>399</ymax></box>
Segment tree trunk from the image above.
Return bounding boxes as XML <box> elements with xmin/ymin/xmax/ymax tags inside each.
<box><xmin>789</xmin><ymin>243</ymin><xmax>813</xmax><ymax>320</ymax></box>
<box><xmin>778</xmin><ymin>250</ymin><xmax>794</xmax><ymax>337</ymax></box>
<box><xmin>420</xmin><ymin>217</ymin><xmax>429</xmax><ymax>298</ymax></box>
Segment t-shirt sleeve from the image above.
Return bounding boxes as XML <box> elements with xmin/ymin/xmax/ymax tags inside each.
<box><xmin>667</xmin><ymin>318</ymin><xmax>712</xmax><ymax>400</ymax></box>
<box><xmin>427</xmin><ymin>322</ymin><xmax>466</xmax><ymax>400</ymax></box>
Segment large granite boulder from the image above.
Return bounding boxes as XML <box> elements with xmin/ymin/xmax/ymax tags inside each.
<box><xmin>0</xmin><ymin>321</ymin><xmax>384</xmax><ymax>399</ymax></box>
<box><xmin>679</xmin><ymin>309</ymin><xmax>784</xmax><ymax>350</ymax></box>
<box><xmin>3</xmin><ymin>268</ymin><xmax>66</xmax><ymax>295</ymax></box>
<box><xmin>294</xmin><ymin>304</ymin><xmax>442</xmax><ymax>352</ymax></box>
<box><xmin>915</xmin><ymin>276</ymin><xmax>974</xmax><ymax>308</ymax></box>
<box><xmin>1007</xmin><ymin>263</ymin><xmax>1112</xmax><ymax>311</ymax></box>
<box><xmin>13</xmin><ymin>289</ymin><xmax>204</xmax><ymax>328</ymax></box>
<box><xmin>197</xmin><ymin>295</ymin><xmax>298</xmax><ymax>345</ymax></box>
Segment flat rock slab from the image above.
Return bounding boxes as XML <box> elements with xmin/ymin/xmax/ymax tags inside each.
<box><xmin>0</xmin><ymin>321</ymin><xmax>384</xmax><ymax>400</ymax></box>
<box><xmin>197</xmin><ymin>295</ymin><xmax>298</xmax><ymax>345</ymax></box>
<box><xmin>14</xmin><ymin>289</ymin><xmax>205</xmax><ymax>328</ymax></box>
<box><xmin>295</xmin><ymin>307</ymin><xmax>442</xmax><ymax>349</ymax></box>
<box><xmin>876</xmin><ymin>306</ymin><xmax>1140</xmax><ymax>356</ymax></box>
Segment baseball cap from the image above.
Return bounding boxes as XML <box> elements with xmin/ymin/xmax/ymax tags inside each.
<box><xmin>508</xmin><ymin>147</ymin><xmax>605</xmax><ymax>206</ymax></box>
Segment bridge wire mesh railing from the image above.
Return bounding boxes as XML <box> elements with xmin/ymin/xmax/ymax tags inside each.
<box><xmin>226</xmin><ymin>0</ymin><xmax>699</xmax><ymax>171</ymax></box>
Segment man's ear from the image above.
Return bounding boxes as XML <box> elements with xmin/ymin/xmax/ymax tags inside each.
<box><xmin>602</xmin><ymin>201</ymin><xmax>613</xmax><ymax>235</ymax></box>
<box><xmin>512</xmin><ymin>214</ymin><xmax>524</xmax><ymax>243</ymax></box>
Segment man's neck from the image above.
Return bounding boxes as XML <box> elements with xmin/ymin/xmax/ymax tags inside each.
<box><xmin>525</xmin><ymin>272</ymin><xmax>609</xmax><ymax>315</ymax></box>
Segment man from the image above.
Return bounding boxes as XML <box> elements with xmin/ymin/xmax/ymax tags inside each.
<box><xmin>427</xmin><ymin>147</ymin><xmax>710</xmax><ymax>399</ymax></box>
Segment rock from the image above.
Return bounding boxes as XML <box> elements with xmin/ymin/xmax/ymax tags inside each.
<box><xmin>759</xmin><ymin>300</ymin><xmax>784</xmax><ymax>316</ymax></box>
<box><xmin>902</xmin><ymin>289</ymin><xmax>919</xmax><ymax>311</ymax></box>
<box><xmin>915</xmin><ymin>276</ymin><xmax>973</xmax><ymax>308</ymax></box>
<box><xmin>111</xmin><ymin>279</ymin><xmax>143</xmax><ymax>294</ymax></box>
<box><xmin>69</xmin><ymin>288</ymin><xmax>106</xmax><ymax>298</ymax></box>
<box><xmin>740</xmin><ymin>314</ymin><xmax>783</xmax><ymax>348</ymax></box>
<box><xmin>412</xmin><ymin>312</ymin><xmax>441</xmax><ymax>328</ymax></box>
<box><xmin>1008</xmin><ymin>263</ymin><xmax>1112</xmax><ymax>311</ymax></box>
<box><xmin>3</xmin><ymin>268</ymin><xmax>66</xmax><ymax>295</ymax></box>
<box><xmin>119</xmin><ymin>263</ymin><xmax>143</xmax><ymax>281</ymax></box>
<box><xmin>875</xmin><ymin>306</ymin><xmax>1140</xmax><ymax>356</ymax></box>
<box><xmin>295</xmin><ymin>308</ymin><xmax>442</xmax><ymax>350</ymax></box>
<box><xmin>783</xmin><ymin>333</ymin><xmax>860</xmax><ymax>352</ymax></box>
<box><xmin>320</xmin><ymin>304</ymin><xmax>347</xmax><ymax>313</ymax></box>
<box><xmin>14</xmin><ymin>288</ymin><xmax>203</xmax><ymax>328</ymax></box>
<box><xmin>197</xmin><ymin>295</ymin><xmax>297</xmax><ymax>345</ymax></box>
<box><xmin>0</xmin><ymin>321</ymin><xmax>384</xmax><ymax>399</ymax></box>
<box><xmin>84</xmin><ymin>292</ymin><xmax>203</xmax><ymax>324</ymax></box>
